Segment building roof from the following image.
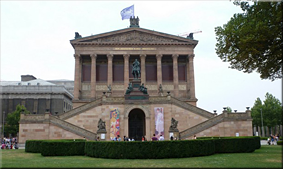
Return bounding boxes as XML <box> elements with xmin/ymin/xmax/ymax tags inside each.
<box><xmin>0</xmin><ymin>79</ymin><xmax>56</xmax><ymax>86</ymax></box>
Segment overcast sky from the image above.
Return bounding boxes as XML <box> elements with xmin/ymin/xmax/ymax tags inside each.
<box><xmin>1</xmin><ymin>1</ymin><xmax>281</xmax><ymax>114</ymax></box>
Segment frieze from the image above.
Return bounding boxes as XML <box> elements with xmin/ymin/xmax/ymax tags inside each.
<box><xmin>178</xmin><ymin>85</ymin><xmax>186</xmax><ymax>90</ymax></box>
<box><xmin>87</xmin><ymin>31</ymin><xmax>183</xmax><ymax>43</ymax></box>
<box><xmin>82</xmin><ymin>84</ymin><xmax>91</xmax><ymax>90</ymax></box>
<box><xmin>163</xmin><ymin>85</ymin><xmax>174</xmax><ymax>91</ymax></box>
<box><xmin>146</xmin><ymin>85</ymin><xmax>158</xmax><ymax>90</ymax></box>
<box><xmin>112</xmin><ymin>85</ymin><xmax>124</xmax><ymax>91</ymax></box>
<box><xmin>96</xmin><ymin>85</ymin><xmax>108</xmax><ymax>91</ymax></box>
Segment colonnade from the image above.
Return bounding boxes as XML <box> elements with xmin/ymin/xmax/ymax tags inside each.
<box><xmin>73</xmin><ymin>54</ymin><xmax>196</xmax><ymax>101</ymax></box>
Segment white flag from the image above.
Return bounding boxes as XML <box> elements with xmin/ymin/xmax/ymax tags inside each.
<box><xmin>120</xmin><ymin>5</ymin><xmax>134</xmax><ymax>20</ymax></box>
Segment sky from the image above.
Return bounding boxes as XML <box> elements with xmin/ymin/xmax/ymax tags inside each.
<box><xmin>1</xmin><ymin>1</ymin><xmax>281</xmax><ymax>114</ymax></box>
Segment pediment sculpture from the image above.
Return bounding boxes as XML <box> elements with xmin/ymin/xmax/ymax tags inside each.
<box><xmin>84</xmin><ymin>31</ymin><xmax>184</xmax><ymax>43</ymax></box>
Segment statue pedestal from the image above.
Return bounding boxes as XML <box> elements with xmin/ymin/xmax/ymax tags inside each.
<box><xmin>169</xmin><ymin>130</ymin><xmax>180</xmax><ymax>140</ymax></box>
<box><xmin>106</xmin><ymin>92</ymin><xmax>112</xmax><ymax>97</ymax></box>
<box><xmin>125</xmin><ymin>79</ymin><xmax>149</xmax><ymax>102</ymax></box>
<box><xmin>97</xmin><ymin>130</ymin><xmax>107</xmax><ymax>141</ymax></box>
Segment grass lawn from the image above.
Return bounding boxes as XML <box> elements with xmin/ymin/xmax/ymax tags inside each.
<box><xmin>1</xmin><ymin>145</ymin><xmax>282</xmax><ymax>168</ymax></box>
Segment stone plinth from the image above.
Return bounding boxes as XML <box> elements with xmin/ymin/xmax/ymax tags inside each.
<box><xmin>125</xmin><ymin>79</ymin><xmax>149</xmax><ymax>102</ymax></box>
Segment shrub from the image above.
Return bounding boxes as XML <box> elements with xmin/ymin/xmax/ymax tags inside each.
<box><xmin>213</xmin><ymin>137</ymin><xmax>256</xmax><ymax>153</ymax></box>
<box><xmin>41</xmin><ymin>140</ymin><xmax>86</xmax><ymax>156</ymax></box>
<box><xmin>25</xmin><ymin>139</ymin><xmax>85</xmax><ymax>154</ymax></box>
<box><xmin>85</xmin><ymin>140</ymin><xmax>215</xmax><ymax>159</ymax></box>
<box><xmin>277</xmin><ymin>141</ymin><xmax>282</xmax><ymax>145</ymax></box>
<box><xmin>25</xmin><ymin>140</ymin><xmax>44</xmax><ymax>153</ymax></box>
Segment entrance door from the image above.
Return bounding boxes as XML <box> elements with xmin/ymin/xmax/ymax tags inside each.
<box><xmin>128</xmin><ymin>109</ymin><xmax>145</xmax><ymax>141</ymax></box>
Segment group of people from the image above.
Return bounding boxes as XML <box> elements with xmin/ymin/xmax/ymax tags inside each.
<box><xmin>267</xmin><ymin>134</ymin><xmax>280</xmax><ymax>145</ymax></box>
<box><xmin>1</xmin><ymin>137</ymin><xmax>19</xmax><ymax>149</ymax></box>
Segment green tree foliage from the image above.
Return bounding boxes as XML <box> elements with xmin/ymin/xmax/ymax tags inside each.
<box><xmin>215</xmin><ymin>1</ymin><xmax>282</xmax><ymax>81</ymax></box>
<box><xmin>227</xmin><ymin>106</ymin><xmax>233</xmax><ymax>113</ymax></box>
<box><xmin>251</xmin><ymin>93</ymin><xmax>282</xmax><ymax>128</ymax></box>
<box><xmin>4</xmin><ymin>104</ymin><xmax>30</xmax><ymax>137</ymax></box>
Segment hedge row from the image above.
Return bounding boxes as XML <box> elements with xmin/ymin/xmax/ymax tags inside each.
<box><xmin>277</xmin><ymin>141</ymin><xmax>282</xmax><ymax>145</ymax></box>
<box><xmin>25</xmin><ymin>139</ymin><xmax>85</xmax><ymax>155</ymax></box>
<box><xmin>25</xmin><ymin>137</ymin><xmax>259</xmax><ymax>159</ymax></box>
<box><xmin>197</xmin><ymin>136</ymin><xmax>261</xmax><ymax>149</ymax></box>
<box><xmin>41</xmin><ymin>140</ymin><xmax>86</xmax><ymax>156</ymax></box>
<box><xmin>25</xmin><ymin>140</ymin><xmax>44</xmax><ymax>153</ymax></box>
<box><xmin>85</xmin><ymin>139</ymin><xmax>215</xmax><ymax>159</ymax></box>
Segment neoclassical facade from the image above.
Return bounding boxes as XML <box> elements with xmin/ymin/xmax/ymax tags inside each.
<box><xmin>71</xmin><ymin>26</ymin><xmax>197</xmax><ymax>107</ymax></box>
<box><xmin>19</xmin><ymin>20</ymin><xmax>253</xmax><ymax>143</ymax></box>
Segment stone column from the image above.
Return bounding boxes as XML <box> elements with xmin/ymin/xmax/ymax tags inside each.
<box><xmin>188</xmin><ymin>54</ymin><xmax>196</xmax><ymax>99</ymax></box>
<box><xmin>123</xmin><ymin>54</ymin><xmax>130</xmax><ymax>93</ymax></box>
<box><xmin>90</xmin><ymin>54</ymin><xmax>97</xmax><ymax>99</ymax></box>
<box><xmin>107</xmin><ymin>54</ymin><xmax>113</xmax><ymax>86</ymax></box>
<box><xmin>140</xmin><ymin>54</ymin><xmax>146</xmax><ymax>85</ymax></box>
<box><xmin>73</xmin><ymin>54</ymin><xmax>81</xmax><ymax>100</ymax></box>
<box><xmin>33</xmin><ymin>99</ymin><xmax>38</xmax><ymax>114</ymax></box>
<box><xmin>156</xmin><ymin>54</ymin><xmax>163</xmax><ymax>87</ymax></box>
<box><xmin>172</xmin><ymin>54</ymin><xmax>179</xmax><ymax>97</ymax></box>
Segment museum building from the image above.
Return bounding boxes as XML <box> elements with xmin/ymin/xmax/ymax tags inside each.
<box><xmin>19</xmin><ymin>18</ymin><xmax>253</xmax><ymax>143</ymax></box>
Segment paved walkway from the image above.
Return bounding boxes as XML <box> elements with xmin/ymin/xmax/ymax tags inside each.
<box><xmin>261</xmin><ymin>140</ymin><xmax>268</xmax><ymax>145</ymax></box>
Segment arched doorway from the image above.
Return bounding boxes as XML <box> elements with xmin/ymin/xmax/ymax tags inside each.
<box><xmin>128</xmin><ymin>109</ymin><xmax>145</xmax><ymax>141</ymax></box>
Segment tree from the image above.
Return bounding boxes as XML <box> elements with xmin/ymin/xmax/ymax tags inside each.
<box><xmin>226</xmin><ymin>106</ymin><xmax>233</xmax><ymax>113</ymax></box>
<box><xmin>4</xmin><ymin>104</ymin><xmax>30</xmax><ymax>137</ymax></box>
<box><xmin>251</xmin><ymin>93</ymin><xmax>282</xmax><ymax>133</ymax></box>
<box><xmin>215</xmin><ymin>1</ymin><xmax>282</xmax><ymax>81</ymax></box>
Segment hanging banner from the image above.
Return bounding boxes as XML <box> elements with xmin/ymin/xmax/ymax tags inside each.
<box><xmin>154</xmin><ymin>107</ymin><xmax>164</xmax><ymax>140</ymax></box>
<box><xmin>110</xmin><ymin>108</ymin><xmax>120</xmax><ymax>140</ymax></box>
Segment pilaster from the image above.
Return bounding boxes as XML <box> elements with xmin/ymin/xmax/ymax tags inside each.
<box><xmin>172</xmin><ymin>54</ymin><xmax>179</xmax><ymax>97</ymax></box>
<box><xmin>90</xmin><ymin>54</ymin><xmax>97</xmax><ymax>99</ymax></box>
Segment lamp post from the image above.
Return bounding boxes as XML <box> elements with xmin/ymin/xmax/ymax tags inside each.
<box><xmin>260</xmin><ymin>108</ymin><xmax>264</xmax><ymax>137</ymax></box>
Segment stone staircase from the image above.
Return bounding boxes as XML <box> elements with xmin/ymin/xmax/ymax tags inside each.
<box><xmin>50</xmin><ymin>116</ymin><xmax>97</xmax><ymax>140</ymax></box>
<box><xmin>59</xmin><ymin>98</ymin><xmax>102</xmax><ymax>120</ymax></box>
<box><xmin>179</xmin><ymin>113</ymin><xmax>225</xmax><ymax>139</ymax></box>
<box><xmin>170</xmin><ymin>97</ymin><xmax>214</xmax><ymax>119</ymax></box>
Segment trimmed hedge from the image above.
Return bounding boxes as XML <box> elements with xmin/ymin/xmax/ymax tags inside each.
<box><xmin>25</xmin><ymin>137</ymin><xmax>258</xmax><ymax>159</ymax></box>
<box><xmin>213</xmin><ymin>137</ymin><xmax>255</xmax><ymax>153</ymax></box>
<box><xmin>25</xmin><ymin>139</ymin><xmax>85</xmax><ymax>154</ymax></box>
<box><xmin>41</xmin><ymin>140</ymin><xmax>86</xmax><ymax>156</ymax></box>
<box><xmin>25</xmin><ymin>140</ymin><xmax>45</xmax><ymax>153</ymax></box>
<box><xmin>277</xmin><ymin>141</ymin><xmax>282</xmax><ymax>145</ymax></box>
<box><xmin>85</xmin><ymin>140</ymin><xmax>215</xmax><ymax>159</ymax></box>
<box><xmin>198</xmin><ymin>136</ymin><xmax>260</xmax><ymax>149</ymax></box>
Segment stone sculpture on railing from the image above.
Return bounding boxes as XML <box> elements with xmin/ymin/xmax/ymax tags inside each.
<box><xmin>97</xmin><ymin>119</ymin><xmax>106</xmax><ymax>132</ymax></box>
<box><xmin>169</xmin><ymin>117</ymin><xmax>179</xmax><ymax>132</ymax></box>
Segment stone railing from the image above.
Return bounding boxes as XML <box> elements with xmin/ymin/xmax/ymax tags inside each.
<box><xmin>19</xmin><ymin>113</ymin><xmax>49</xmax><ymax>123</ymax></box>
<box><xmin>149</xmin><ymin>96</ymin><xmax>168</xmax><ymax>103</ymax></box>
<box><xmin>170</xmin><ymin>97</ymin><xmax>214</xmax><ymax>119</ymax></box>
<box><xmin>59</xmin><ymin>98</ymin><xmax>102</xmax><ymax>120</ymax></box>
<box><xmin>50</xmin><ymin>116</ymin><xmax>97</xmax><ymax>140</ymax></box>
<box><xmin>223</xmin><ymin>111</ymin><xmax>252</xmax><ymax>121</ymax></box>
<box><xmin>179</xmin><ymin>114</ymin><xmax>224</xmax><ymax>139</ymax></box>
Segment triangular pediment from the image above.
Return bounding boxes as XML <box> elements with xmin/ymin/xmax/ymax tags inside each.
<box><xmin>70</xmin><ymin>27</ymin><xmax>198</xmax><ymax>45</ymax></box>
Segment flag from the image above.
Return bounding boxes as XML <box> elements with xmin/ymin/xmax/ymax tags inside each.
<box><xmin>120</xmin><ymin>5</ymin><xmax>134</xmax><ymax>20</ymax></box>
